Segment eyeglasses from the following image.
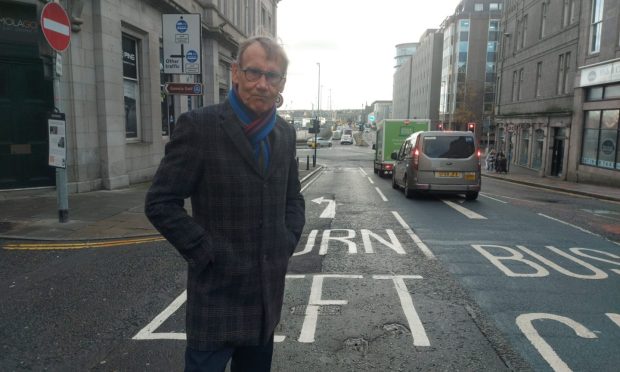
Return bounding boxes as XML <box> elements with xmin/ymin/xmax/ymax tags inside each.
<box><xmin>240</xmin><ymin>67</ymin><xmax>285</xmax><ymax>85</ymax></box>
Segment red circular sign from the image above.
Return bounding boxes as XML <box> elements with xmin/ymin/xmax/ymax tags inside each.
<box><xmin>40</xmin><ymin>3</ymin><xmax>71</xmax><ymax>52</ymax></box>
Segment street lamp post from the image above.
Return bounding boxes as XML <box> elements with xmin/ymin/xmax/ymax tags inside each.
<box><xmin>314</xmin><ymin>62</ymin><xmax>320</xmax><ymax>166</ymax></box>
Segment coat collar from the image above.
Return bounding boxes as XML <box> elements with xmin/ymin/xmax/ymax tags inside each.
<box><xmin>219</xmin><ymin>101</ymin><xmax>284</xmax><ymax>179</ymax></box>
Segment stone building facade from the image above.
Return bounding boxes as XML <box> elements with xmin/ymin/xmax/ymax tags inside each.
<box><xmin>0</xmin><ymin>0</ymin><xmax>279</xmax><ymax>191</ymax></box>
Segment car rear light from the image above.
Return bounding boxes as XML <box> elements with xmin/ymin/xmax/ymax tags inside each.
<box><xmin>476</xmin><ymin>149</ymin><xmax>481</xmax><ymax>171</ymax></box>
<box><xmin>411</xmin><ymin>148</ymin><xmax>419</xmax><ymax>170</ymax></box>
<box><xmin>384</xmin><ymin>164</ymin><xmax>393</xmax><ymax>170</ymax></box>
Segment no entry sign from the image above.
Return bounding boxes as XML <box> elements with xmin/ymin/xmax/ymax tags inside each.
<box><xmin>40</xmin><ymin>2</ymin><xmax>71</xmax><ymax>52</ymax></box>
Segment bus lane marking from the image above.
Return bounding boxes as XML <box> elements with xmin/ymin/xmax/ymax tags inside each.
<box><xmin>472</xmin><ymin>245</ymin><xmax>620</xmax><ymax>279</ymax></box>
<box><xmin>441</xmin><ymin>200</ymin><xmax>487</xmax><ymax>219</ymax></box>
<box><xmin>516</xmin><ymin>313</ymin><xmax>597</xmax><ymax>372</ymax></box>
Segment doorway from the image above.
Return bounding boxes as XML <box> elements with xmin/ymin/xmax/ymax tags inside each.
<box><xmin>0</xmin><ymin>58</ymin><xmax>54</xmax><ymax>189</ymax></box>
<box><xmin>550</xmin><ymin>128</ymin><xmax>565</xmax><ymax>177</ymax></box>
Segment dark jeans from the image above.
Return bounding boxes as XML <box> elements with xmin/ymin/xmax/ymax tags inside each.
<box><xmin>184</xmin><ymin>337</ymin><xmax>274</xmax><ymax>372</ymax></box>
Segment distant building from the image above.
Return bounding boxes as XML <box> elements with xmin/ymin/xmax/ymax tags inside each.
<box><xmin>439</xmin><ymin>0</ymin><xmax>503</xmax><ymax>146</ymax></box>
<box><xmin>392</xmin><ymin>29</ymin><xmax>443</xmax><ymax>126</ymax></box>
<box><xmin>369</xmin><ymin>100</ymin><xmax>393</xmax><ymax>124</ymax></box>
<box><xmin>0</xmin><ymin>0</ymin><xmax>279</xmax><ymax>191</ymax></box>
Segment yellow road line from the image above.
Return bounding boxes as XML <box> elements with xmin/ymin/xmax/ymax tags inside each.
<box><xmin>2</xmin><ymin>236</ymin><xmax>165</xmax><ymax>250</ymax></box>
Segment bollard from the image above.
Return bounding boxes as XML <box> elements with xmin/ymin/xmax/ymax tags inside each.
<box><xmin>313</xmin><ymin>154</ymin><xmax>316</xmax><ymax>167</ymax></box>
<box><xmin>306</xmin><ymin>155</ymin><xmax>310</xmax><ymax>170</ymax></box>
<box><xmin>297</xmin><ymin>157</ymin><xmax>299</xmax><ymax>169</ymax></box>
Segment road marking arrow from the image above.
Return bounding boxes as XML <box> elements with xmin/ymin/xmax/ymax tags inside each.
<box><xmin>312</xmin><ymin>196</ymin><xmax>336</xmax><ymax>218</ymax></box>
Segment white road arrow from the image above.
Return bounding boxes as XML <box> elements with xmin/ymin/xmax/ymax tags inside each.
<box><xmin>312</xmin><ymin>197</ymin><xmax>336</xmax><ymax>218</ymax></box>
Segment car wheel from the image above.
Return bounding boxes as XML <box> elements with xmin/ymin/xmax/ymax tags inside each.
<box><xmin>404</xmin><ymin>176</ymin><xmax>413</xmax><ymax>198</ymax></box>
<box><xmin>392</xmin><ymin>174</ymin><xmax>399</xmax><ymax>189</ymax></box>
<box><xmin>465</xmin><ymin>191</ymin><xmax>479</xmax><ymax>200</ymax></box>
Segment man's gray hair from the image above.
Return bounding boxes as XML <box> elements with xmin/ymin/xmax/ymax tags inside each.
<box><xmin>236</xmin><ymin>36</ymin><xmax>289</xmax><ymax>73</ymax></box>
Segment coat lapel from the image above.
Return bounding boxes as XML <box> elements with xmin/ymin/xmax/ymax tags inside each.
<box><xmin>219</xmin><ymin>102</ymin><xmax>265</xmax><ymax>177</ymax></box>
<box><xmin>265</xmin><ymin>120</ymin><xmax>284</xmax><ymax>179</ymax></box>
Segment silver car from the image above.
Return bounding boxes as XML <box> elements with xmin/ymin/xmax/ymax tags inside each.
<box><xmin>391</xmin><ymin>131</ymin><xmax>481</xmax><ymax>200</ymax></box>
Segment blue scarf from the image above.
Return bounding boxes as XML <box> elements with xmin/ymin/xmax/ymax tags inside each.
<box><xmin>227</xmin><ymin>89</ymin><xmax>276</xmax><ymax>172</ymax></box>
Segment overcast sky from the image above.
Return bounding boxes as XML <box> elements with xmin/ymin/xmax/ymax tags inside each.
<box><xmin>277</xmin><ymin>0</ymin><xmax>462</xmax><ymax>111</ymax></box>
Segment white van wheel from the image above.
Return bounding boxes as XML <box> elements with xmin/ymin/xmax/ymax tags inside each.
<box><xmin>404</xmin><ymin>177</ymin><xmax>413</xmax><ymax>198</ymax></box>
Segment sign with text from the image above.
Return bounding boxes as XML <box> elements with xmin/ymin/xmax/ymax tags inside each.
<box><xmin>48</xmin><ymin>112</ymin><xmax>66</xmax><ymax>168</ymax></box>
<box><xmin>162</xmin><ymin>14</ymin><xmax>201</xmax><ymax>74</ymax></box>
<box><xmin>163</xmin><ymin>82</ymin><xmax>203</xmax><ymax>95</ymax></box>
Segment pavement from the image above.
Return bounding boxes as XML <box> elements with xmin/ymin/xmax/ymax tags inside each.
<box><xmin>1</xmin><ymin>162</ymin><xmax>619</xmax><ymax>242</ymax></box>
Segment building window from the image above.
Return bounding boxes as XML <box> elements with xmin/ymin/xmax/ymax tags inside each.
<box><xmin>540</xmin><ymin>2</ymin><xmax>547</xmax><ymax>39</ymax></box>
<box><xmin>475</xmin><ymin>3</ymin><xmax>484</xmax><ymax>11</ymax></box>
<box><xmin>521</xmin><ymin>15</ymin><xmax>528</xmax><ymax>49</ymax></box>
<box><xmin>512</xmin><ymin>70</ymin><xmax>518</xmax><ymax>102</ymax></box>
<box><xmin>589</xmin><ymin>0</ymin><xmax>604</xmax><ymax>54</ymax></box>
<box><xmin>557</xmin><ymin>52</ymin><xmax>571</xmax><ymax>95</ymax></box>
<box><xmin>581</xmin><ymin>110</ymin><xmax>620</xmax><ymax>170</ymax></box>
<box><xmin>535</xmin><ymin>62</ymin><xmax>543</xmax><ymax>97</ymax></box>
<box><xmin>518</xmin><ymin>68</ymin><xmax>524</xmax><ymax>101</ymax></box>
<box><xmin>532</xmin><ymin>129</ymin><xmax>545</xmax><ymax>169</ymax></box>
<box><xmin>122</xmin><ymin>34</ymin><xmax>140</xmax><ymax>140</ymax></box>
<box><xmin>490</xmin><ymin>3</ymin><xmax>501</xmax><ymax>10</ymax></box>
<box><xmin>519</xmin><ymin>127</ymin><xmax>530</xmax><ymax>165</ymax></box>
<box><xmin>562</xmin><ymin>0</ymin><xmax>577</xmax><ymax>27</ymax></box>
<box><xmin>557</xmin><ymin>54</ymin><xmax>565</xmax><ymax>95</ymax></box>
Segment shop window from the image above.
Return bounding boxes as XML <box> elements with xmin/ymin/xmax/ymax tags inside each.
<box><xmin>597</xmin><ymin>110</ymin><xmax>619</xmax><ymax>168</ymax></box>
<box><xmin>587</xmin><ymin>87</ymin><xmax>603</xmax><ymax>101</ymax></box>
<box><xmin>519</xmin><ymin>127</ymin><xmax>530</xmax><ymax>165</ymax></box>
<box><xmin>532</xmin><ymin>129</ymin><xmax>544</xmax><ymax>169</ymax></box>
<box><xmin>604</xmin><ymin>84</ymin><xmax>620</xmax><ymax>99</ymax></box>
<box><xmin>122</xmin><ymin>34</ymin><xmax>140</xmax><ymax>140</ymax></box>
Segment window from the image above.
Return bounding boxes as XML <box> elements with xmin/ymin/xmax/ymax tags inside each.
<box><xmin>512</xmin><ymin>70</ymin><xmax>518</xmax><ymax>102</ymax></box>
<box><xmin>535</xmin><ymin>62</ymin><xmax>543</xmax><ymax>97</ymax></box>
<box><xmin>557</xmin><ymin>54</ymin><xmax>565</xmax><ymax>95</ymax></box>
<box><xmin>122</xmin><ymin>34</ymin><xmax>140</xmax><ymax>140</ymax></box>
<box><xmin>562</xmin><ymin>0</ymin><xmax>577</xmax><ymax>27</ymax></box>
<box><xmin>532</xmin><ymin>129</ymin><xmax>545</xmax><ymax>169</ymax></box>
<box><xmin>490</xmin><ymin>3</ymin><xmax>501</xmax><ymax>10</ymax></box>
<box><xmin>475</xmin><ymin>3</ymin><xmax>484</xmax><ymax>11</ymax></box>
<box><xmin>540</xmin><ymin>2</ymin><xmax>547</xmax><ymax>39</ymax></box>
<box><xmin>581</xmin><ymin>110</ymin><xmax>620</xmax><ymax>170</ymax></box>
<box><xmin>519</xmin><ymin>127</ymin><xmax>530</xmax><ymax>165</ymax></box>
<box><xmin>590</xmin><ymin>0</ymin><xmax>604</xmax><ymax>54</ymax></box>
<box><xmin>518</xmin><ymin>68</ymin><xmax>524</xmax><ymax>101</ymax></box>
<box><xmin>521</xmin><ymin>15</ymin><xmax>528</xmax><ymax>49</ymax></box>
<box><xmin>557</xmin><ymin>52</ymin><xmax>571</xmax><ymax>95</ymax></box>
<box><xmin>605</xmin><ymin>84</ymin><xmax>620</xmax><ymax>99</ymax></box>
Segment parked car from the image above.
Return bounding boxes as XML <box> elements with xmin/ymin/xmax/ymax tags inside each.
<box><xmin>307</xmin><ymin>136</ymin><xmax>332</xmax><ymax>148</ymax></box>
<box><xmin>391</xmin><ymin>131</ymin><xmax>481</xmax><ymax>200</ymax></box>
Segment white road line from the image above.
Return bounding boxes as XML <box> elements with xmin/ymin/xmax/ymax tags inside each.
<box><xmin>480</xmin><ymin>193</ymin><xmax>508</xmax><ymax>203</ymax></box>
<box><xmin>375</xmin><ymin>187</ymin><xmax>388</xmax><ymax>201</ymax></box>
<box><xmin>300</xmin><ymin>170</ymin><xmax>322</xmax><ymax>192</ymax></box>
<box><xmin>538</xmin><ymin>213</ymin><xmax>618</xmax><ymax>244</ymax></box>
<box><xmin>367</xmin><ymin>176</ymin><xmax>375</xmax><ymax>184</ymax></box>
<box><xmin>358</xmin><ymin>167</ymin><xmax>368</xmax><ymax>176</ymax></box>
<box><xmin>391</xmin><ymin>211</ymin><xmax>435</xmax><ymax>259</ymax></box>
<box><xmin>442</xmin><ymin>200</ymin><xmax>487</xmax><ymax>219</ymax></box>
<box><xmin>133</xmin><ymin>291</ymin><xmax>187</xmax><ymax>340</ymax></box>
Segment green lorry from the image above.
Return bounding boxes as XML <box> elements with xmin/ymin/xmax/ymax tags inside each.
<box><xmin>373</xmin><ymin>119</ymin><xmax>430</xmax><ymax>177</ymax></box>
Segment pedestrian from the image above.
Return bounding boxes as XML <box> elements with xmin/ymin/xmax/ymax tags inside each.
<box><xmin>145</xmin><ymin>35</ymin><xmax>306</xmax><ymax>372</ymax></box>
<box><xmin>495</xmin><ymin>151</ymin><xmax>507</xmax><ymax>173</ymax></box>
<box><xmin>485</xmin><ymin>149</ymin><xmax>496</xmax><ymax>171</ymax></box>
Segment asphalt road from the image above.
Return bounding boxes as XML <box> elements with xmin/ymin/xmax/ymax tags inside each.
<box><xmin>1</xmin><ymin>137</ymin><xmax>619</xmax><ymax>371</ymax></box>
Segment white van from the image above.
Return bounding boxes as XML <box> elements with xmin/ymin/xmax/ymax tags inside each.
<box><xmin>332</xmin><ymin>130</ymin><xmax>342</xmax><ymax>140</ymax></box>
<box><xmin>391</xmin><ymin>131</ymin><xmax>481</xmax><ymax>200</ymax></box>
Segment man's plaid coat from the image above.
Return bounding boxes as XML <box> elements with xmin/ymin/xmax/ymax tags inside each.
<box><xmin>145</xmin><ymin>101</ymin><xmax>305</xmax><ymax>350</ymax></box>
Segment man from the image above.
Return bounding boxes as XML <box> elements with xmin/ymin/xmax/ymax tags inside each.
<box><xmin>145</xmin><ymin>36</ymin><xmax>305</xmax><ymax>371</ymax></box>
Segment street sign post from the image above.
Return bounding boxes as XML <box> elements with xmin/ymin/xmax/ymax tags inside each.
<box><xmin>163</xmin><ymin>83</ymin><xmax>203</xmax><ymax>95</ymax></box>
<box><xmin>162</xmin><ymin>14</ymin><xmax>201</xmax><ymax>74</ymax></box>
<box><xmin>40</xmin><ymin>2</ymin><xmax>71</xmax><ymax>52</ymax></box>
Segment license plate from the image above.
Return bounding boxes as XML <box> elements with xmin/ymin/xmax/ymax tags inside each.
<box><xmin>436</xmin><ymin>171</ymin><xmax>461</xmax><ymax>177</ymax></box>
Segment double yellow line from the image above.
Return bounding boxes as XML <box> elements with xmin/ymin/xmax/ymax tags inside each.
<box><xmin>2</xmin><ymin>236</ymin><xmax>165</xmax><ymax>251</ymax></box>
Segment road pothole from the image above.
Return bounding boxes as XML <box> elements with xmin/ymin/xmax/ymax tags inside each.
<box><xmin>343</xmin><ymin>337</ymin><xmax>368</xmax><ymax>353</ymax></box>
<box><xmin>383</xmin><ymin>323</ymin><xmax>410</xmax><ymax>336</ymax></box>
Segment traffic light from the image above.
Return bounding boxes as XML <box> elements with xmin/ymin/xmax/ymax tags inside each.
<box><xmin>308</xmin><ymin>119</ymin><xmax>320</xmax><ymax>133</ymax></box>
<box><xmin>468</xmin><ymin>122</ymin><xmax>475</xmax><ymax>132</ymax></box>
